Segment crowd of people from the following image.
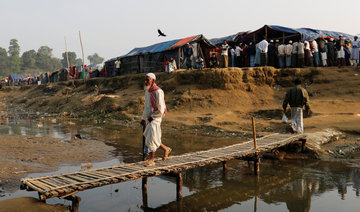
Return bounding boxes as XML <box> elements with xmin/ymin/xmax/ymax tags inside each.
<box><xmin>163</xmin><ymin>35</ymin><xmax>359</xmax><ymax>72</ymax></box>
<box><xmin>221</xmin><ymin>35</ymin><xmax>359</xmax><ymax>69</ymax></box>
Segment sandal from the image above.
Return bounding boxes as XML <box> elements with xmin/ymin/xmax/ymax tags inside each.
<box><xmin>163</xmin><ymin>148</ymin><xmax>172</xmax><ymax>160</ymax></box>
<box><xmin>144</xmin><ymin>160</ymin><xmax>155</xmax><ymax>167</ymax></box>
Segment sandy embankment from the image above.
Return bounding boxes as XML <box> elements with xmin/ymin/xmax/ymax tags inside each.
<box><xmin>0</xmin><ymin>134</ymin><xmax>114</xmax><ymax>194</ymax></box>
<box><xmin>0</xmin><ymin>66</ymin><xmax>360</xmax><ymax>193</ymax></box>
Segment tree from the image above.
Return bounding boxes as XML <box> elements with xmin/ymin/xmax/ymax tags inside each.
<box><xmin>61</xmin><ymin>51</ymin><xmax>77</xmax><ymax>68</ymax></box>
<box><xmin>8</xmin><ymin>39</ymin><xmax>21</xmax><ymax>73</ymax></box>
<box><xmin>36</xmin><ymin>46</ymin><xmax>53</xmax><ymax>71</ymax></box>
<box><xmin>87</xmin><ymin>53</ymin><xmax>104</xmax><ymax>64</ymax></box>
<box><xmin>49</xmin><ymin>57</ymin><xmax>62</xmax><ymax>71</ymax></box>
<box><xmin>0</xmin><ymin>47</ymin><xmax>9</xmax><ymax>76</ymax></box>
<box><xmin>21</xmin><ymin>50</ymin><xmax>37</xmax><ymax>70</ymax></box>
<box><xmin>75</xmin><ymin>58</ymin><xmax>83</xmax><ymax>66</ymax></box>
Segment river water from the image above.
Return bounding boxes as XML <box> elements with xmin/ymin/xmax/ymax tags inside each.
<box><xmin>0</xmin><ymin>113</ymin><xmax>359</xmax><ymax>212</ymax></box>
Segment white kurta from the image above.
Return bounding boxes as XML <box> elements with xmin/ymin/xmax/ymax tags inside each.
<box><xmin>142</xmin><ymin>89</ymin><xmax>166</xmax><ymax>153</ymax></box>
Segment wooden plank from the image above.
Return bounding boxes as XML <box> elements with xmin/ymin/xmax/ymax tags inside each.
<box><xmin>38</xmin><ymin>180</ymin><xmax>64</xmax><ymax>191</ymax></box>
<box><xmin>28</xmin><ymin>180</ymin><xmax>54</xmax><ymax>190</ymax></box>
<box><xmin>64</xmin><ymin>174</ymin><xmax>90</xmax><ymax>182</ymax></box>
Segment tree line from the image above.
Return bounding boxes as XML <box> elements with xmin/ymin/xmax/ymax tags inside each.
<box><xmin>0</xmin><ymin>39</ymin><xmax>104</xmax><ymax>77</ymax></box>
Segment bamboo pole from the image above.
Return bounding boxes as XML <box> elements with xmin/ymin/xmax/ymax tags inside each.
<box><xmin>64</xmin><ymin>36</ymin><xmax>70</xmax><ymax>68</ymax></box>
<box><xmin>176</xmin><ymin>172</ymin><xmax>183</xmax><ymax>200</ymax></box>
<box><xmin>79</xmin><ymin>31</ymin><xmax>85</xmax><ymax>82</ymax></box>
<box><xmin>178</xmin><ymin>48</ymin><xmax>181</xmax><ymax>69</ymax></box>
<box><xmin>282</xmin><ymin>32</ymin><xmax>285</xmax><ymax>44</ymax></box>
<box><xmin>222</xmin><ymin>161</ymin><xmax>227</xmax><ymax>172</ymax></box>
<box><xmin>254</xmin><ymin>196</ymin><xmax>258</xmax><ymax>212</ymax></box>
<box><xmin>265</xmin><ymin>26</ymin><xmax>268</xmax><ymax>40</ymax></box>
<box><xmin>251</xmin><ymin>117</ymin><xmax>257</xmax><ymax>149</ymax></box>
<box><xmin>254</xmin><ymin>157</ymin><xmax>260</xmax><ymax>175</ymax></box>
<box><xmin>142</xmin><ymin>125</ymin><xmax>148</xmax><ymax>207</ymax></box>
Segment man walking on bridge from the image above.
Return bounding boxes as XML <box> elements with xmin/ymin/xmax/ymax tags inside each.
<box><xmin>282</xmin><ymin>79</ymin><xmax>310</xmax><ymax>134</ymax></box>
<box><xmin>141</xmin><ymin>73</ymin><xmax>172</xmax><ymax>167</ymax></box>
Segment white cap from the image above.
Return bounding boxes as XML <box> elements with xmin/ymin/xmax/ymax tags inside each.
<box><xmin>146</xmin><ymin>73</ymin><xmax>156</xmax><ymax>80</ymax></box>
<box><xmin>270</xmin><ymin>40</ymin><xmax>274</xmax><ymax>42</ymax></box>
<box><xmin>289</xmin><ymin>40</ymin><xmax>292</xmax><ymax>44</ymax></box>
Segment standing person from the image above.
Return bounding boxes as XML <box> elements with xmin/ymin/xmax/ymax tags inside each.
<box><xmin>291</xmin><ymin>41</ymin><xmax>298</xmax><ymax>67</ymax></box>
<box><xmin>254</xmin><ymin>43</ymin><xmax>261</xmax><ymax>66</ymax></box>
<box><xmin>114</xmin><ymin>58</ymin><xmax>121</xmax><ymax>76</ymax></box>
<box><xmin>304</xmin><ymin>40</ymin><xmax>313</xmax><ymax>66</ymax></box>
<box><xmin>327</xmin><ymin>38</ymin><xmax>336</xmax><ymax>66</ymax></box>
<box><xmin>282</xmin><ymin>79</ymin><xmax>311</xmax><ymax>134</ymax></box>
<box><xmin>285</xmin><ymin>41</ymin><xmax>293</xmax><ymax>68</ymax></box>
<box><xmin>268</xmin><ymin>40</ymin><xmax>275</xmax><ymax>67</ymax></box>
<box><xmin>318</xmin><ymin>37</ymin><xmax>327</xmax><ymax>66</ymax></box>
<box><xmin>336</xmin><ymin>35</ymin><xmax>346</xmax><ymax>67</ymax></box>
<box><xmin>278</xmin><ymin>42</ymin><xmax>286</xmax><ymax>68</ymax></box>
<box><xmin>258</xmin><ymin>37</ymin><xmax>269</xmax><ymax>66</ymax></box>
<box><xmin>247</xmin><ymin>42</ymin><xmax>256</xmax><ymax>67</ymax></box>
<box><xmin>241</xmin><ymin>43</ymin><xmax>249</xmax><ymax>67</ymax></box>
<box><xmin>297</xmin><ymin>40</ymin><xmax>305</xmax><ymax>68</ymax></box>
<box><xmin>141</xmin><ymin>73</ymin><xmax>172</xmax><ymax>167</ymax></box>
<box><xmin>351</xmin><ymin>36</ymin><xmax>360</xmax><ymax>66</ymax></box>
<box><xmin>344</xmin><ymin>40</ymin><xmax>352</xmax><ymax>66</ymax></box>
<box><xmin>312</xmin><ymin>40</ymin><xmax>320</xmax><ymax>67</ymax></box>
<box><xmin>221</xmin><ymin>41</ymin><xmax>229</xmax><ymax>68</ymax></box>
<box><xmin>184</xmin><ymin>43</ymin><xmax>193</xmax><ymax>69</ymax></box>
<box><xmin>230</xmin><ymin>46</ymin><xmax>236</xmax><ymax>67</ymax></box>
<box><xmin>274</xmin><ymin>40</ymin><xmax>280</xmax><ymax>68</ymax></box>
<box><xmin>235</xmin><ymin>44</ymin><xmax>242</xmax><ymax>67</ymax></box>
<box><xmin>165</xmin><ymin>57</ymin><xmax>177</xmax><ymax>73</ymax></box>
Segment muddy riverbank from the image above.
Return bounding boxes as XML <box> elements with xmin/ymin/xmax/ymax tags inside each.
<box><xmin>0</xmin><ymin>67</ymin><xmax>360</xmax><ymax>211</ymax></box>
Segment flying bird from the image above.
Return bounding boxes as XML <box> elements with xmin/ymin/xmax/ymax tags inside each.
<box><xmin>158</xmin><ymin>29</ymin><xmax>166</xmax><ymax>37</ymax></box>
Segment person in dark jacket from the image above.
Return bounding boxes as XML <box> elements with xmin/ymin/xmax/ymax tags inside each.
<box><xmin>283</xmin><ymin>79</ymin><xmax>310</xmax><ymax>134</ymax></box>
<box><xmin>184</xmin><ymin>43</ymin><xmax>193</xmax><ymax>69</ymax></box>
<box><xmin>326</xmin><ymin>38</ymin><xmax>336</xmax><ymax>66</ymax></box>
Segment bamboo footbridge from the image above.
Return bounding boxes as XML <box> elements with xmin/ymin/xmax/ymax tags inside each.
<box><xmin>20</xmin><ymin>132</ymin><xmax>306</xmax><ymax>208</ymax></box>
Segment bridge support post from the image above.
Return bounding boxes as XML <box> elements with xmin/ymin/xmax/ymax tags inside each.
<box><xmin>254</xmin><ymin>156</ymin><xmax>260</xmax><ymax>175</ymax></box>
<box><xmin>38</xmin><ymin>192</ymin><xmax>46</xmax><ymax>203</ymax></box>
<box><xmin>176</xmin><ymin>172</ymin><xmax>183</xmax><ymax>200</ymax></box>
<box><xmin>222</xmin><ymin>161</ymin><xmax>227</xmax><ymax>172</ymax></box>
<box><xmin>142</xmin><ymin>178</ymin><xmax>148</xmax><ymax>208</ymax></box>
<box><xmin>65</xmin><ymin>195</ymin><xmax>81</xmax><ymax>212</ymax></box>
<box><xmin>300</xmin><ymin>138</ymin><xmax>307</xmax><ymax>153</ymax></box>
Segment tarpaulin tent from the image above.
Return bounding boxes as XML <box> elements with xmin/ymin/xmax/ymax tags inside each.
<box><xmin>207</xmin><ymin>32</ymin><xmax>249</xmax><ymax>67</ymax></box>
<box><xmin>104</xmin><ymin>34</ymin><xmax>215</xmax><ymax>75</ymax></box>
<box><xmin>209</xmin><ymin>31</ymin><xmax>249</xmax><ymax>46</ymax></box>
<box><xmin>237</xmin><ymin>25</ymin><xmax>354</xmax><ymax>44</ymax></box>
<box><xmin>8</xmin><ymin>74</ymin><xmax>27</xmax><ymax>82</ymax></box>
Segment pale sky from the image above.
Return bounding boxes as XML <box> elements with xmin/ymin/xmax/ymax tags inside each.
<box><xmin>1</xmin><ymin>0</ymin><xmax>359</xmax><ymax>63</ymax></box>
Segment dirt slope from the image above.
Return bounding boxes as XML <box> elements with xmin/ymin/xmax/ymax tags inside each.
<box><xmin>2</xmin><ymin>66</ymin><xmax>360</xmax><ymax>137</ymax></box>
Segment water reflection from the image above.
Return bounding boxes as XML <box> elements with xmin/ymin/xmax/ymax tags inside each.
<box><xmin>0</xmin><ymin>112</ymin><xmax>359</xmax><ymax>211</ymax></box>
<box><xmin>144</xmin><ymin>161</ymin><xmax>360</xmax><ymax>212</ymax></box>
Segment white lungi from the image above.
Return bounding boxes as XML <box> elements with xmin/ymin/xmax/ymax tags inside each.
<box><xmin>291</xmin><ymin>107</ymin><xmax>304</xmax><ymax>133</ymax></box>
<box><xmin>144</xmin><ymin>118</ymin><xmax>162</xmax><ymax>153</ymax></box>
<box><xmin>321</xmin><ymin>52</ymin><xmax>327</xmax><ymax>66</ymax></box>
<box><xmin>337</xmin><ymin>47</ymin><xmax>345</xmax><ymax>58</ymax></box>
<box><xmin>352</xmin><ymin>48</ymin><xmax>359</xmax><ymax>60</ymax></box>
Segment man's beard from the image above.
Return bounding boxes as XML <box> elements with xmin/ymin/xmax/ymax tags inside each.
<box><xmin>144</xmin><ymin>85</ymin><xmax>150</xmax><ymax>91</ymax></box>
